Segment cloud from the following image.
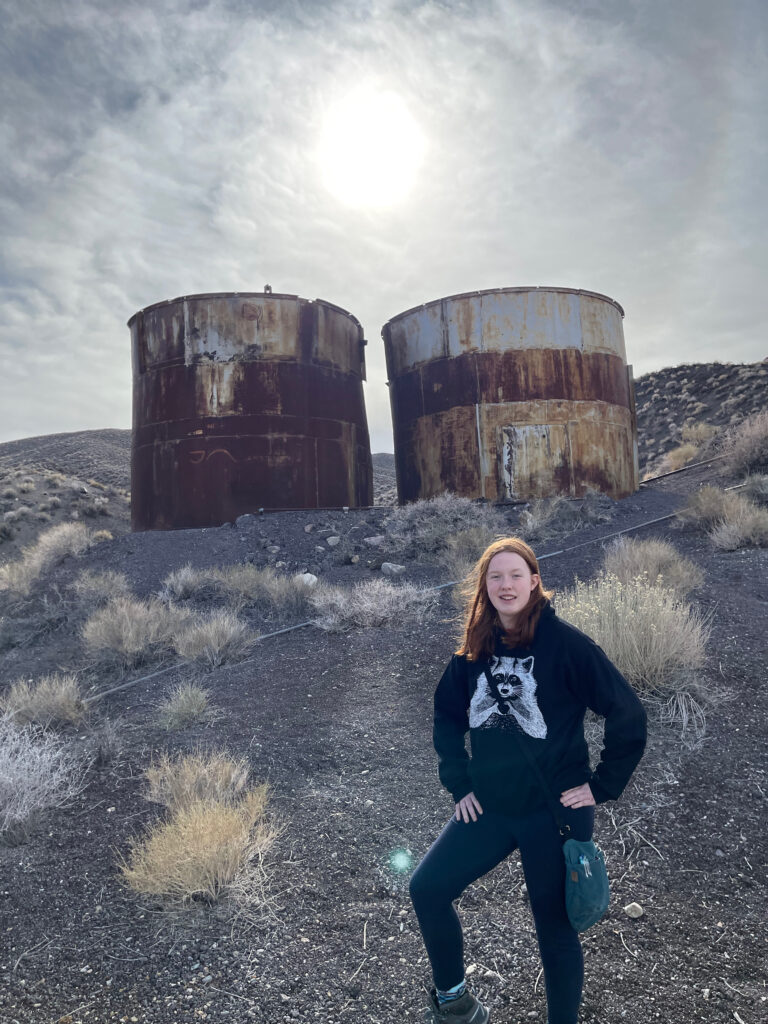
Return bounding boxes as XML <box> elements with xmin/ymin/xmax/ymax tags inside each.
<box><xmin>1</xmin><ymin>0</ymin><xmax>766</xmax><ymax>449</ymax></box>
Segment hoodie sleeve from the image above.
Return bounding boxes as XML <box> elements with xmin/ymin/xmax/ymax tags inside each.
<box><xmin>433</xmin><ymin>655</ymin><xmax>473</xmax><ymax>803</ymax></box>
<box><xmin>566</xmin><ymin>631</ymin><xmax>647</xmax><ymax>804</ymax></box>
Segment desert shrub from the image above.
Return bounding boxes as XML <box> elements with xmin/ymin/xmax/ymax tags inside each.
<box><xmin>602</xmin><ymin>538</ymin><xmax>704</xmax><ymax>598</ymax></box>
<box><xmin>708</xmin><ymin>503</ymin><xmax>768</xmax><ymax>550</ymax></box>
<box><xmin>0</xmin><ymin>523</ymin><xmax>108</xmax><ymax>597</ymax></box>
<box><xmin>721</xmin><ymin>409</ymin><xmax>768</xmax><ymax>476</ymax></box>
<box><xmin>438</xmin><ymin>525</ymin><xmax>504</xmax><ymax>583</ymax></box>
<box><xmin>1</xmin><ymin>673</ymin><xmax>87</xmax><ymax>729</ymax></box>
<box><xmin>38</xmin><ymin>496</ymin><xmax>62</xmax><ymax>512</ymax></box>
<box><xmin>557</xmin><ymin>572</ymin><xmax>709</xmax><ymax>718</ymax></box>
<box><xmin>82</xmin><ymin>597</ymin><xmax>192</xmax><ymax>668</ymax></box>
<box><xmin>680</xmin><ymin>422</ymin><xmax>718</xmax><ymax>445</ymax></box>
<box><xmin>741</xmin><ymin>474</ymin><xmax>768</xmax><ymax>506</ymax></box>
<box><xmin>518</xmin><ymin>490</ymin><xmax>614</xmax><ymax>543</ymax></box>
<box><xmin>157</xmin><ymin>683</ymin><xmax>218</xmax><ymax>730</ymax></box>
<box><xmin>45</xmin><ymin>473</ymin><xmax>66</xmax><ymax>488</ymax></box>
<box><xmin>0</xmin><ymin>714</ymin><xmax>87</xmax><ymax>842</ymax></box>
<box><xmin>3</xmin><ymin>506</ymin><xmax>32</xmax><ymax>524</ymax></box>
<box><xmin>311</xmin><ymin>578</ymin><xmax>437</xmax><ymax>631</ymax></box>
<box><xmin>159</xmin><ymin>565</ymin><xmax>218</xmax><ymax>602</ymax></box>
<box><xmin>145</xmin><ymin>750</ymin><xmax>250</xmax><ymax>811</ymax></box>
<box><xmin>2</xmin><ymin>487</ymin><xmax>18</xmax><ymax>499</ymax></box>
<box><xmin>18</xmin><ymin>481</ymin><xmax>35</xmax><ymax>494</ymax></box>
<box><xmin>676</xmin><ymin>486</ymin><xmax>746</xmax><ymax>528</ymax></box>
<box><xmin>0</xmin><ymin>522</ymin><xmax>12</xmax><ymax>541</ymax></box>
<box><xmin>384</xmin><ymin>492</ymin><xmax>506</xmax><ymax>557</ymax></box>
<box><xmin>658</xmin><ymin>443</ymin><xmax>700</xmax><ymax>473</ymax></box>
<box><xmin>172</xmin><ymin>609</ymin><xmax>257</xmax><ymax>668</ymax></box>
<box><xmin>80</xmin><ymin>496</ymin><xmax>109</xmax><ymax>517</ymax></box>
<box><xmin>71</xmin><ymin>569</ymin><xmax>132</xmax><ymax>606</ymax></box>
<box><xmin>118</xmin><ymin>788</ymin><xmax>276</xmax><ymax>903</ymax></box>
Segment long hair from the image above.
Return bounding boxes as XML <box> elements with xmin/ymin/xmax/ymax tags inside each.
<box><xmin>456</xmin><ymin>537</ymin><xmax>553</xmax><ymax>661</ymax></box>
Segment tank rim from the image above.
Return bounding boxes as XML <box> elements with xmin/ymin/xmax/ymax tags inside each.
<box><xmin>381</xmin><ymin>286</ymin><xmax>625</xmax><ymax>334</ymax></box>
<box><xmin>127</xmin><ymin>292</ymin><xmax>362</xmax><ymax>329</ymax></box>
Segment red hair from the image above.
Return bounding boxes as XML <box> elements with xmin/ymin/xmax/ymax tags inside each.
<box><xmin>456</xmin><ymin>537</ymin><xmax>553</xmax><ymax>660</ymax></box>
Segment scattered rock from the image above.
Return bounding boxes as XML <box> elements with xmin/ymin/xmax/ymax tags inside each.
<box><xmin>298</xmin><ymin>573</ymin><xmax>318</xmax><ymax>587</ymax></box>
<box><xmin>267</xmin><ymin>545</ymin><xmax>280</xmax><ymax>554</ymax></box>
<box><xmin>363</xmin><ymin>535</ymin><xmax>386</xmax><ymax>548</ymax></box>
<box><xmin>623</xmin><ymin>902</ymin><xmax>644</xmax><ymax>919</ymax></box>
<box><xmin>304</xmin><ymin>524</ymin><xmax>314</xmax><ymax>533</ymax></box>
<box><xmin>235</xmin><ymin>513</ymin><xmax>257</xmax><ymax>527</ymax></box>
<box><xmin>381</xmin><ymin>562</ymin><xmax>406</xmax><ymax>577</ymax></box>
<box><xmin>326</xmin><ymin>536</ymin><xmax>341</xmax><ymax>547</ymax></box>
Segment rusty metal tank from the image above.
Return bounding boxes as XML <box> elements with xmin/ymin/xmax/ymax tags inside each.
<box><xmin>129</xmin><ymin>291</ymin><xmax>373</xmax><ymax>530</ymax></box>
<box><xmin>382</xmin><ymin>287</ymin><xmax>639</xmax><ymax>503</ymax></box>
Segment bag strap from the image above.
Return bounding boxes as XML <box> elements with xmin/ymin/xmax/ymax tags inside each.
<box><xmin>481</xmin><ymin>662</ymin><xmax>572</xmax><ymax>836</ymax></box>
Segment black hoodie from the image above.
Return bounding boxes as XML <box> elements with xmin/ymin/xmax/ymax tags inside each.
<box><xmin>433</xmin><ymin>603</ymin><xmax>647</xmax><ymax>817</ymax></box>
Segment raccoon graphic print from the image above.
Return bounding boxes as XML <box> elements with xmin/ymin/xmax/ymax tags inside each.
<box><xmin>469</xmin><ymin>655</ymin><xmax>548</xmax><ymax>738</ymax></box>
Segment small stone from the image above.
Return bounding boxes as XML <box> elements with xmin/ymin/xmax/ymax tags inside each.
<box><xmin>268</xmin><ymin>545</ymin><xmax>280</xmax><ymax>554</ymax></box>
<box><xmin>350</xmin><ymin>554</ymin><xmax>359</xmax><ymax>564</ymax></box>
<box><xmin>304</xmin><ymin>524</ymin><xmax>314</xmax><ymax>533</ymax></box>
<box><xmin>381</xmin><ymin>562</ymin><xmax>406</xmax><ymax>577</ymax></box>
<box><xmin>364</xmin><ymin>799</ymin><xmax>374</xmax><ymax>808</ymax></box>
<box><xmin>327</xmin><ymin>536</ymin><xmax>341</xmax><ymax>547</ymax></box>
<box><xmin>363</xmin><ymin>535</ymin><xmax>386</xmax><ymax>548</ymax></box>
<box><xmin>715</xmin><ymin>848</ymin><xmax>725</xmax><ymax>857</ymax></box>
<box><xmin>298</xmin><ymin>573</ymin><xmax>318</xmax><ymax>587</ymax></box>
<box><xmin>315</xmin><ymin>545</ymin><xmax>326</xmax><ymax>553</ymax></box>
<box><xmin>275</xmin><ymin>560</ymin><xmax>286</xmax><ymax>568</ymax></box>
<box><xmin>235</xmin><ymin>514</ymin><xmax>256</xmax><ymax>527</ymax></box>
<box><xmin>623</xmin><ymin>902</ymin><xmax>644</xmax><ymax>919</ymax></box>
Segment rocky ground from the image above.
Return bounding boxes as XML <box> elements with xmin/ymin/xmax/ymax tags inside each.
<box><xmin>0</xmin><ymin>458</ymin><xmax>766</xmax><ymax>1024</ymax></box>
<box><xmin>0</xmin><ymin>361</ymin><xmax>766</xmax><ymax>1024</ymax></box>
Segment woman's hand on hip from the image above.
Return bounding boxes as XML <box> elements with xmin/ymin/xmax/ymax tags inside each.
<box><xmin>455</xmin><ymin>792</ymin><xmax>483</xmax><ymax>823</ymax></box>
<box><xmin>560</xmin><ymin>783</ymin><xmax>596</xmax><ymax>808</ymax></box>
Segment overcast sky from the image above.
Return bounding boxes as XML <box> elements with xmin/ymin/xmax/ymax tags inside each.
<box><xmin>1</xmin><ymin>0</ymin><xmax>766</xmax><ymax>451</ymax></box>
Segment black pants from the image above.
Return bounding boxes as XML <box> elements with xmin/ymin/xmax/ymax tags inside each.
<box><xmin>409</xmin><ymin>804</ymin><xmax>593</xmax><ymax>1024</ymax></box>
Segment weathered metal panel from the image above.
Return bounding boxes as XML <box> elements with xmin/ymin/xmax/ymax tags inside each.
<box><xmin>383</xmin><ymin>287</ymin><xmax>637</xmax><ymax>504</ymax></box>
<box><xmin>129</xmin><ymin>292</ymin><xmax>373</xmax><ymax>529</ymax></box>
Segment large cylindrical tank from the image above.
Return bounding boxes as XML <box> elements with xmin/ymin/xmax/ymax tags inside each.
<box><xmin>129</xmin><ymin>291</ymin><xmax>373</xmax><ymax>530</ymax></box>
<box><xmin>382</xmin><ymin>287</ymin><xmax>639</xmax><ymax>503</ymax></box>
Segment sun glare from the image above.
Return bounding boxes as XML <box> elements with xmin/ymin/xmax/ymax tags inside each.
<box><xmin>318</xmin><ymin>86</ymin><xmax>426</xmax><ymax>208</ymax></box>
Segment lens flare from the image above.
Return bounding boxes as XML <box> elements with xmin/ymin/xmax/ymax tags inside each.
<box><xmin>388</xmin><ymin>848</ymin><xmax>414</xmax><ymax>874</ymax></box>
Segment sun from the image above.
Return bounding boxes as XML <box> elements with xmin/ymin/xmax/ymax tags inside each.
<box><xmin>318</xmin><ymin>86</ymin><xmax>426</xmax><ymax>208</ymax></box>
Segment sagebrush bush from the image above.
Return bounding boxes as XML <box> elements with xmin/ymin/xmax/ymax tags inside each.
<box><xmin>310</xmin><ymin>578</ymin><xmax>437</xmax><ymax>631</ymax></box>
<box><xmin>82</xmin><ymin>597</ymin><xmax>192</xmax><ymax>668</ymax></box>
<box><xmin>602</xmin><ymin>538</ymin><xmax>704</xmax><ymax>597</ymax></box>
<box><xmin>0</xmin><ymin>523</ymin><xmax>108</xmax><ymax>597</ymax></box>
<box><xmin>384</xmin><ymin>492</ymin><xmax>506</xmax><ymax>557</ymax></box>
<box><xmin>146</xmin><ymin>750</ymin><xmax>251</xmax><ymax>811</ymax></box>
<box><xmin>438</xmin><ymin>525</ymin><xmax>504</xmax><ymax>583</ymax></box>
<box><xmin>721</xmin><ymin>409</ymin><xmax>768</xmax><ymax>476</ymax></box>
<box><xmin>681</xmin><ymin>422</ymin><xmax>718</xmax><ymax>446</ymax></box>
<box><xmin>708</xmin><ymin>503</ymin><xmax>768</xmax><ymax>550</ymax></box>
<box><xmin>160</xmin><ymin>563</ymin><xmax>313</xmax><ymax>617</ymax></box>
<box><xmin>741</xmin><ymin>474</ymin><xmax>768</xmax><ymax>506</ymax></box>
<box><xmin>156</xmin><ymin>683</ymin><xmax>218</xmax><ymax>730</ymax></box>
<box><xmin>159</xmin><ymin>565</ymin><xmax>218</xmax><ymax>602</ymax></box>
<box><xmin>676</xmin><ymin>486</ymin><xmax>746</xmax><ymax>528</ymax></box>
<box><xmin>118</xmin><ymin>789</ymin><xmax>276</xmax><ymax>903</ymax></box>
<box><xmin>172</xmin><ymin>609</ymin><xmax>257</xmax><ymax>668</ymax></box>
<box><xmin>659</xmin><ymin>443</ymin><xmax>700</xmax><ymax>473</ymax></box>
<box><xmin>557</xmin><ymin>572</ymin><xmax>709</xmax><ymax>698</ymax></box>
<box><xmin>0</xmin><ymin>673</ymin><xmax>87</xmax><ymax>729</ymax></box>
<box><xmin>0</xmin><ymin>714</ymin><xmax>87</xmax><ymax>842</ymax></box>
<box><xmin>72</xmin><ymin>569</ymin><xmax>132</xmax><ymax>606</ymax></box>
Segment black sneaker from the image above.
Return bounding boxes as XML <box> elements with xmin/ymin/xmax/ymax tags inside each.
<box><xmin>426</xmin><ymin>987</ymin><xmax>490</xmax><ymax>1023</ymax></box>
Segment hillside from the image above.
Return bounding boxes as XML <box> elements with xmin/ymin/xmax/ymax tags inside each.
<box><xmin>1</xmin><ymin>424</ymin><xmax>767</xmax><ymax>1022</ymax></box>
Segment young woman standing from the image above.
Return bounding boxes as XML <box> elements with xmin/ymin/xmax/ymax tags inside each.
<box><xmin>409</xmin><ymin>538</ymin><xmax>647</xmax><ymax>1024</ymax></box>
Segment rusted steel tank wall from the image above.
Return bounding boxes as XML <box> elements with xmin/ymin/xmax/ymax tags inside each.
<box><xmin>382</xmin><ymin>287</ymin><xmax>639</xmax><ymax>503</ymax></box>
<box><xmin>129</xmin><ymin>292</ymin><xmax>373</xmax><ymax>530</ymax></box>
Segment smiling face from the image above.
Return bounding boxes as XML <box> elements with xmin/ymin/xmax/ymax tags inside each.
<box><xmin>485</xmin><ymin>551</ymin><xmax>540</xmax><ymax>630</ymax></box>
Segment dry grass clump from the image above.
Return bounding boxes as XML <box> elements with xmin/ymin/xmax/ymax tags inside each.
<box><xmin>0</xmin><ymin>714</ymin><xmax>87</xmax><ymax>842</ymax></box>
<box><xmin>172</xmin><ymin>609</ymin><xmax>257</xmax><ymax>668</ymax></box>
<box><xmin>145</xmin><ymin>750</ymin><xmax>251</xmax><ymax>811</ymax></box>
<box><xmin>156</xmin><ymin>683</ymin><xmax>219</xmax><ymax>730</ymax></box>
<box><xmin>160</xmin><ymin>563</ymin><xmax>314</xmax><ymax>618</ymax></box>
<box><xmin>119</xmin><ymin>756</ymin><xmax>277</xmax><ymax>906</ymax></box>
<box><xmin>602</xmin><ymin>538</ymin><xmax>704</xmax><ymax>598</ymax></box>
<box><xmin>557</xmin><ymin>573</ymin><xmax>709</xmax><ymax>735</ymax></box>
<box><xmin>45</xmin><ymin>472</ymin><xmax>67</xmax><ymax>488</ymax></box>
<box><xmin>708</xmin><ymin>503</ymin><xmax>768</xmax><ymax>551</ymax></box>
<box><xmin>658</xmin><ymin>443</ymin><xmax>700</xmax><ymax>473</ymax></box>
<box><xmin>680</xmin><ymin>422</ymin><xmax>718</xmax><ymax>446</ymax></box>
<box><xmin>1</xmin><ymin>487</ymin><xmax>18</xmax><ymax>500</ymax></box>
<box><xmin>741</xmin><ymin>474</ymin><xmax>768</xmax><ymax>505</ymax></box>
<box><xmin>82</xmin><ymin>597</ymin><xmax>192</xmax><ymax>668</ymax></box>
<box><xmin>0</xmin><ymin>523</ymin><xmax>109</xmax><ymax>597</ymax></box>
<box><xmin>310</xmin><ymin>578</ymin><xmax>437</xmax><ymax>631</ymax></box>
<box><xmin>3</xmin><ymin>506</ymin><xmax>32</xmax><ymax>524</ymax></box>
<box><xmin>721</xmin><ymin>409</ymin><xmax>768</xmax><ymax>476</ymax></box>
<box><xmin>0</xmin><ymin>523</ymin><xmax>13</xmax><ymax>542</ymax></box>
<box><xmin>518</xmin><ymin>490</ymin><xmax>614</xmax><ymax>543</ymax></box>
<box><xmin>384</xmin><ymin>491</ymin><xmax>506</xmax><ymax>558</ymax></box>
<box><xmin>677</xmin><ymin>486</ymin><xmax>768</xmax><ymax>550</ymax></box>
<box><xmin>438</xmin><ymin>525</ymin><xmax>504</xmax><ymax>582</ymax></box>
<box><xmin>72</xmin><ymin>569</ymin><xmax>132</xmax><ymax>607</ymax></box>
<box><xmin>0</xmin><ymin>673</ymin><xmax>87</xmax><ymax>729</ymax></box>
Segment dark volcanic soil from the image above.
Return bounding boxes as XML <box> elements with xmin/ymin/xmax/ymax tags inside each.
<box><xmin>1</xmin><ymin>462</ymin><xmax>767</xmax><ymax>1024</ymax></box>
